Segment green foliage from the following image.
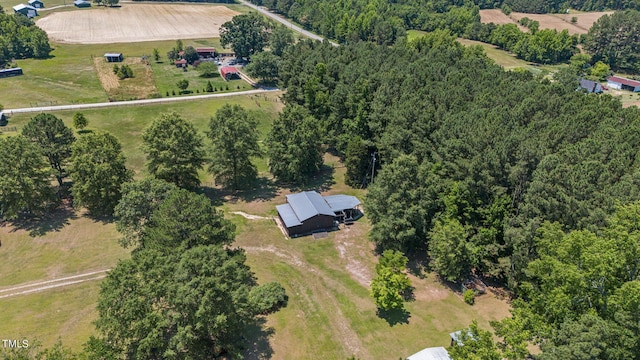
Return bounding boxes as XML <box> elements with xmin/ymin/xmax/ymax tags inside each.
<box><xmin>0</xmin><ymin>340</ymin><xmax>79</xmax><ymax>360</ymax></box>
<box><xmin>0</xmin><ymin>12</ymin><xmax>51</xmax><ymax>67</ymax></box>
<box><xmin>206</xmin><ymin>80</ymin><xmax>213</xmax><ymax>92</ymax></box>
<box><xmin>344</xmin><ymin>136</ymin><xmax>369</xmax><ymax>188</ymax></box>
<box><xmin>22</xmin><ymin>113</ymin><xmax>75</xmax><ymax>187</ymax></box>
<box><xmin>113</xmin><ymin>177</ymin><xmax>178</xmax><ymax>249</ymax></box>
<box><xmin>116</xmin><ymin>64</ymin><xmax>133</xmax><ymax>80</ymax></box>
<box><xmin>248</xmin><ymin>281</ymin><xmax>288</xmax><ymax>315</ymax></box>
<box><xmin>183</xmin><ymin>45</ymin><xmax>198</xmax><ymax>64</ymax></box>
<box><xmin>197</xmin><ymin>62</ymin><xmax>218</xmax><ymax>78</ymax></box>
<box><xmin>176</xmin><ymin>79</ymin><xmax>189</xmax><ymax>91</ymax></box>
<box><xmin>207</xmin><ymin>104</ymin><xmax>262</xmax><ymax>189</ymax></box>
<box><xmin>245</xmin><ymin>51</ymin><xmax>280</xmax><ymax>83</ymax></box>
<box><xmin>448</xmin><ymin>321</ymin><xmax>502</xmax><ymax>360</ymax></box>
<box><xmin>370</xmin><ymin>250</ymin><xmax>411</xmax><ymax>311</ymax></box>
<box><xmin>0</xmin><ymin>135</ymin><xmax>54</xmax><ymax>220</ymax></box>
<box><xmin>220</xmin><ymin>13</ymin><xmax>270</xmax><ymax>59</ymax></box>
<box><xmin>463</xmin><ymin>289</ymin><xmax>476</xmax><ymax>305</ymax></box>
<box><xmin>112</xmin><ymin>64</ymin><xmax>119</xmax><ymax>74</ymax></box>
<box><xmin>588</xmin><ymin>60</ymin><xmax>611</xmax><ymax>81</ymax></box>
<box><xmin>270</xmin><ymin>25</ymin><xmax>294</xmax><ymax>57</ymax></box>
<box><xmin>584</xmin><ymin>10</ymin><xmax>640</xmax><ymax>73</ymax></box>
<box><xmin>141</xmin><ymin>112</ymin><xmax>205</xmax><ymax>189</ymax></box>
<box><xmin>152</xmin><ymin>48</ymin><xmax>160</xmax><ymax>62</ymax></box>
<box><xmin>429</xmin><ymin>215</ymin><xmax>475</xmax><ymax>283</ymax></box>
<box><xmin>265</xmin><ymin>104</ymin><xmax>323</xmax><ymax>183</ymax></box>
<box><xmin>68</xmin><ymin>132</ymin><xmax>132</xmax><ymax>215</ymax></box>
<box><xmin>176</xmin><ymin>39</ymin><xmax>183</xmax><ymax>52</ymax></box>
<box><xmin>166</xmin><ymin>48</ymin><xmax>178</xmax><ymax>62</ymax></box>
<box><xmin>72</xmin><ymin>112</ymin><xmax>88</xmax><ymax>130</ymax></box>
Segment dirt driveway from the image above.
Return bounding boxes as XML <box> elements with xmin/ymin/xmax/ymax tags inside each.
<box><xmin>36</xmin><ymin>4</ymin><xmax>239</xmax><ymax>44</ymax></box>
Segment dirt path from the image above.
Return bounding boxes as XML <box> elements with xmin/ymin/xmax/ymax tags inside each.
<box><xmin>0</xmin><ymin>269</ymin><xmax>109</xmax><ymax>299</ymax></box>
<box><xmin>232</xmin><ymin>211</ymin><xmax>269</xmax><ymax>220</ymax></box>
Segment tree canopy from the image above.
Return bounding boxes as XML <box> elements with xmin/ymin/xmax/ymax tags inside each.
<box><xmin>584</xmin><ymin>10</ymin><xmax>640</xmax><ymax>73</ymax></box>
<box><xmin>220</xmin><ymin>13</ymin><xmax>270</xmax><ymax>59</ymax></box>
<box><xmin>0</xmin><ymin>12</ymin><xmax>51</xmax><ymax>67</ymax></box>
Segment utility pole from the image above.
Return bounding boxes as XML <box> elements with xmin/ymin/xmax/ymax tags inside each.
<box><xmin>370</xmin><ymin>151</ymin><xmax>377</xmax><ymax>184</ymax></box>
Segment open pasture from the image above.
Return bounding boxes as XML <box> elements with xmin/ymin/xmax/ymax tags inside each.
<box><xmin>36</xmin><ymin>4</ymin><xmax>239</xmax><ymax>44</ymax></box>
<box><xmin>480</xmin><ymin>9</ymin><xmax>612</xmax><ymax>34</ymax></box>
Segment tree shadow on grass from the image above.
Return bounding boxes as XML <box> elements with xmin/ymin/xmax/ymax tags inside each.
<box><xmin>287</xmin><ymin>164</ymin><xmax>336</xmax><ymax>193</ymax></box>
<box><xmin>376</xmin><ymin>307</ymin><xmax>411</xmax><ymax>326</ymax></box>
<box><xmin>241</xmin><ymin>317</ymin><xmax>275</xmax><ymax>360</ymax></box>
<box><xmin>9</xmin><ymin>205</ymin><xmax>77</xmax><ymax>237</ymax></box>
<box><xmin>199</xmin><ymin>176</ymin><xmax>278</xmax><ymax>206</ymax></box>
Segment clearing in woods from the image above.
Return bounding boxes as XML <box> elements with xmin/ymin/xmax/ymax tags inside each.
<box><xmin>36</xmin><ymin>4</ymin><xmax>240</xmax><ymax>44</ymax></box>
<box><xmin>479</xmin><ymin>9</ymin><xmax>612</xmax><ymax>35</ymax></box>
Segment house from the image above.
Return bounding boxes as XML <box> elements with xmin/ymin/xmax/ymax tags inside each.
<box><xmin>607</xmin><ymin>76</ymin><xmax>640</xmax><ymax>92</ymax></box>
<box><xmin>579</xmin><ymin>79</ymin><xmax>603</xmax><ymax>94</ymax></box>
<box><xmin>0</xmin><ymin>68</ymin><xmax>23</xmax><ymax>78</ymax></box>
<box><xmin>73</xmin><ymin>0</ymin><xmax>91</xmax><ymax>7</ymax></box>
<box><xmin>406</xmin><ymin>347</ymin><xmax>452</xmax><ymax>360</ymax></box>
<box><xmin>276</xmin><ymin>191</ymin><xmax>361</xmax><ymax>237</ymax></box>
<box><xmin>104</xmin><ymin>53</ymin><xmax>123</xmax><ymax>62</ymax></box>
<box><xmin>196</xmin><ymin>47</ymin><xmax>216</xmax><ymax>59</ymax></box>
<box><xmin>220</xmin><ymin>66</ymin><xmax>239</xmax><ymax>80</ymax></box>
<box><xmin>28</xmin><ymin>0</ymin><xmax>44</xmax><ymax>8</ymax></box>
<box><xmin>13</xmin><ymin>4</ymin><xmax>38</xmax><ymax>18</ymax></box>
<box><xmin>174</xmin><ymin>59</ymin><xmax>187</xmax><ymax>68</ymax></box>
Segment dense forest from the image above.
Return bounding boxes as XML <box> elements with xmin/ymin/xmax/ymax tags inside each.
<box><xmin>274</xmin><ymin>33</ymin><xmax>640</xmax><ymax>357</ymax></box>
<box><xmin>0</xmin><ymin>7</ymin><xmax>52</xmax><ymax>67</ymax></box>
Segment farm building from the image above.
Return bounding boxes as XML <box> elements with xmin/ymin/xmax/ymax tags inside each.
<box><xmin>0</xmin><ymin>68</ymin><xmax>23</xmax><ymax>78</ymax></box>
<box><xmin>607</xmin><ymin>76</ymin><xmax>640</xmax><ymax>92</ymax></box>
<box><xmin>196</xmin><ymin>47</ymin><xmax>216</xmax><ymax>59</ymax></box>
<box><xmin>579</xmin><ymin>79</ymin><xmax>603</xmax><ymax>94</ymax></box>
<box><xmin>104</xmin><ymin>53</ymin><xmax>123</xmax><ymax>62</ymax></box>
<box><xmin>220</xmin><ymin>66</ymin><xmax>239</xmax><ymax>80</ymax></box>
<box><xmin>28</xmin><ymin>0</ymin><xmax>44</xmax><ymax>8</ymax></box>
<box><xmin>406</xmin><ymin>347</ymin><xmax>451</xmax><ymax>360</ymax></box>
<box><xmin>73</xmin><ymin>0</ymin><xmax>91</xmax><ymax>7</ymax></box>
<box><xmin>13</xmin><ymin>4</ymin><xmax>38</xmax><ymax>18</ymax></box>
<box><xmin>276</xmin><ymin>191</ymin><xmax>361</xmax><ymax>237</ymax></box>
<box><xmin>0</xmin><ymin>112</ymin><xmax>6</xmax><ymax>125</ymax></box>
<box><xmin>174</xmin><ymin>59</ymin><xmax>187</xmax><ymax>68</ymax></box>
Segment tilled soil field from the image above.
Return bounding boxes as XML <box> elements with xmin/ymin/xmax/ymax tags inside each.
<box><xmin>37</xmin><ymin>4</ymin><xmax>239</xmax><ymax>44</ymax></box>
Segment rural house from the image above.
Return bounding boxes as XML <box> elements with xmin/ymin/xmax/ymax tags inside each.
<box><xmin>73</xmin><ymin>0</ymin><xmax>91</xmax><ymax>7</ymax></box>
<box><xmin>220</xmin><ymin>66</ymin><xmax>239</xmax><ymax>80</ymax></box>
<box><xmin>196</xmin><ymin>48</ymin><xmax>216</xmax><ymax>59</ymax></box>
<box><xmin>104</xmin><ymin>53</ymin><xmax>123</xmax><ymax>62</ymax></box>
<box><xmin>28</xmin><ymin>0</ymin><xmax>44</xmax><ymax>8</ymax></box>
<box><xmin>0</xmin><ymin>68</ymin><xmax>23</xmax><ymax>78</ymax></box>
<box><xmin>13</xmin><ymin>4</ymin><xmax>38</xmax><ymax>18</ymax></box>
<box><xmin>579</xmin><ymin>79</ymin><xmax>603</xmax><ymax>94</ymax></box>
<box><xmin>276</xmin><ymin>191</ymin><xmax>361</xmax><ymax>237</ymax></box>
<box><xmin>406</xmin><ymin>347</ymin><xmax>451</xmax><ymax>360</ymax></box>
<box><xmin>174</xmin><ymin>59</ymin><xmax>187</xmax><ymax>68</ymax></box>
<box><xmin>607</xmin><ymin>76</ymin><xmax>640</xmax><ymax>92</ymax></box>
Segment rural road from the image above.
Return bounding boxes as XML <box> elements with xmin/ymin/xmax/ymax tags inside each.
<box><xmin>237</xmin><ymin>0</ymin><xmax>339</xmax><ymax>47</ymax></box>
<box><xmin>0</xmin><ymin>269</ymin><xmax>109</xmax><ymax>299</ymax></box>
<box><xmin>4</xmin><ymin>88</ymin><xmax>279</xmax><ymax>115</ymax></box>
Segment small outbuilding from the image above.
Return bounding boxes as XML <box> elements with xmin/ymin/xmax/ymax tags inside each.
<box><xmin>174</xmin><ymin>59</ymin><xmax>187</xmax><ymax>68</ymax></box>
<box><xmin>607</xmin><ymin>76</ymin><xmax>640</xmax><ymax>92</ymax></box>
<box><xmin>406</xmin><ymin>347</ymin><xmax>451</xmax><ymax>360</ymax></box>
<box><xmin>196</xmin><ymin>47</ymin><xmax>216</xmax><ymax>59</ymax></box>
<box><xmin>0</xmin><ymin>68</ymin><xmax>24</xmax><ymax>78</ymax></box>
<box><xmin>28</xmin><ymin>0</ymin><xmax>44</xmax><ymax>8</ymax></box>
<box><xmin>13</xmin><ymin>4</ymin><xmax>38</xmax><ymax>18</ymax></box>
<box><xmin>104</xmin><ymin>53</ymin><xmax>123</xmax><ymax>62</ymax></box>
<box><xmin>579</xmin><ymin>79</ymin><xmax>603</xmax><ymax>94</ymax></box>
<box><xmin>220</xmin><ymin>66</ymin><xmax>239</xmax><ymax>80</ymax></box>
<box><xmin>0</xmin><ymin>111</ymin><xmax>7</xmax><ymax>126</ymax></box>
<box><xmin>73</xmin><ymin>0</ymin><xmax>91</xmax><ymax>7</ymax></box>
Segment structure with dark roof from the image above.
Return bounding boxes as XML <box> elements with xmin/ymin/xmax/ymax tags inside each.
<box><xmin>104</xmin><ymin>53</ymin><xmax>123</xmax><ymax>62</ymax></box>
<box><xmin>28</xmin><ymin>0</ymin><xmax>44</xmax><ymax>8</ymax></box>
<box><xmin>0</xmin><ymin>68</ymin><xmax>23</xmax><ymax>78</ymax></box>
<box><xmin>13</xmin><ymin>4</ymin><xmax>38</xmax><ymax>18</ymax></box>
<box><xmin>579</xmin><ymin>79</ymin><xmax>603</xmax><ymax>94</ymax></box>
<box><xmin>220</xmin><ymin>66</ymin><xmax>239</xmax><ymax>80</ymax></box>
<box><xmin>607</xmin><ymin>76</ymin><xmax>640</xmax><ymax>92</ymax></box>
<box><xmin>406</xmin><ymin>347</ymin><xmax>451</xmax><ymax>360</ymax></box>
<box><xmin>196</xmin><ymin>48</ymin><xmax>216</xmax><ymax>59</ymax></box>
<box><xmin>276</xmin><ymin>191</ymin><xmax>361</xmax><ymax>237</ymax></box>
<box><xmin>174</xmin><ymin>59</ymin><xmax>187</xmax><ymax>68</ymax></box>
<box><xmin>73</xmin><ymin>0</ymin><xmax>91</xmax><ymax>7</ymax></box>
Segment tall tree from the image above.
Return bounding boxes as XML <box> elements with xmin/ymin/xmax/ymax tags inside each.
<box><xmin>370</xmin><ymin>250</ymin><xmax>411</xmax><ymax>311</ymax></box>
<box><xmin>344</xmin><ymin>136</ymin><xmax>370</xmax><ymax>188</ymax></box>
<box><xmin>245</xmin><ymin>51</ymin><xmax>280</xmax><ymax>83</ymax></box>
<box><xmin>142</xmin><ymin>112</ymin><xmax>205</xmax><ymax>190</ymax></box>
<box><xmin>220</xmin><ymin>13</ymin><xmax>270</xmax><ymax>59</ymax></box>
<box><xmin>584</xmin><ymin>10</ymin><xmax>640</xmax><ymax>73</ymax></box>
<box><xmin>208</xmin><ymin>104</ymin><xmax>262</xmax><ymax>190</ymax></box>
<box><xmin>265</xmin><ymin>104</ymin><xmax>323</xmax><ymax>183</ymax></box>
<box><xmin>21</xmin><ymin>113</ymin><xmax>75</xmax><ymax>187</ymax></box>
<box><xmin>68</xmin><ymin>132</ymin><xmax>132</xmax><ymax>215</ymax></box>
<box><xmin>0</xmin><ymin>135</ymin><xmax>53</xmax><ymax>220</ymax></box>
<box><xmin>449</xmin><ymin>321</ymin><xmax>502</xmax><ymax>360</ymax></box>
<box><xmin>270</xmin><ymin>25</ymin><xmax>294</xmax><ymax>57</ymax></box>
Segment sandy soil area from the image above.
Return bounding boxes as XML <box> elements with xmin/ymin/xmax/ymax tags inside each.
<box><xmin>480</xmin><ymin>9</ymin><xmax>612</xmax><ymax>35</ymax></box>
<box><xmin>36</xmin><ymin>4</ymin><xmax>239</xmax><ymax>44</ymax></box>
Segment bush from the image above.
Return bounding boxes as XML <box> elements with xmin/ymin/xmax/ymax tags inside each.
<box><xmin>248</xmin><ymin>282</ymin><xmax>287</xmax><ymax>315</ymax></box>
<box><xmin>463</xmin><ymin>289</ymin><xmax>475</xmax><ymax>305</ymax></box>
<box><xmin>501</xmin><ymin>4</ymin><xmax>512</xmax><ymax>15</ymax></box>
<box><xmin>571</xmin><ymin>16</ymin><xmax>578</xmax><ymax>24</ymax></box>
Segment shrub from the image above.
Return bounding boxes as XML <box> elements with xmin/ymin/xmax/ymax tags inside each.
<box><xmin>249</xmin><ymin>282</ymin><xmax>287</xmax><ymax>314</ymax></box>
<box><xmin>463</xmin><ymin>289</ymin><xmax>475</xmax><ymax>305</ymax></box>
<box><xmin>501</xmin><ymin>4</ymin><xmax>512</xmax><ymax>15</ymax></box>
<box><xmin>571</xmin><ymin>16</ymin><xmax>578</xmax><ymax>24</ymax></box>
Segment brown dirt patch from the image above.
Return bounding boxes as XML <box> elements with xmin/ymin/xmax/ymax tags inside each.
<box><xmin>93</xmin><ymin>56</ymin><xmax>159</xmax><ymax>100</ymax></box>
<box><xmin>480</xmin><ymin>9</ymin><xmax>611</xmax><ymax>35</ymax></box>
<box><xmin>37</xmin><ymin>4</ymin><xmax>240</xmax><ymax>44</ymax></box>
<box><xmin>479</xmin><ymin>9</ymin><xmax>526</xmax><ymax>30</ymax></box>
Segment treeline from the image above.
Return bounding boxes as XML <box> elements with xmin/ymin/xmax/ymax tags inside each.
<box><xmin>468</xmin><ymin>22</ymin><xmax>577</xmax><ymax>63</ymax></box>
<box><xmin>248</xmin><ymin>0</ymin><xmax>480</xmax><ymax>44</ymax></box>
<box><xmin>0</xmin><ymin>10</ymin><xmax>52</xmax><ymax>67</ymax></box>
<box><xmin>474</xmin><ymin>0</ymin><xmax>640</xmax><ymax>12</ymax></box>
<box><xmin>583</xmin><ymin>10</ymin><xmax>640</xmax><ymax>73</ymax></box>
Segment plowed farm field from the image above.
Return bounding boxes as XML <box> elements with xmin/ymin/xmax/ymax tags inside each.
<box><xmin>479</xmin><ymin>9</ymin><xmax>612</xmax><ymax>35</ymax></box>
<box><xmin>36</xmin><ymin>4</ymin><xmax>240</xmax><ymax>44</ymax></box>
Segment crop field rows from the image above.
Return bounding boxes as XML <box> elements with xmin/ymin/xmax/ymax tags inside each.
<box><xmin>479</xmin><ymin>9</ymin><xmax>612</xmax><ymax>35</ymax></box>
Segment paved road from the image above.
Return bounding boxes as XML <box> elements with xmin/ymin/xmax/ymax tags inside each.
<box><xmin>4</xmin><ymin>88</ymin><xmax>279</xmax><ymax>115</ymax></box>
<box><xmin>237</xmin><ymin>0</ymin><xmax>339</xmax><ymax>47</ymax></box>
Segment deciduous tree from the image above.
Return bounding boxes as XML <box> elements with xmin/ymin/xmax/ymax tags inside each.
<box><xmin>220</xmin><ymin>13</ymin><xmax>270</xmax><ymax>59</ymax></box>
<box><xmin>72</xmin><ymin>112</ymin><xmax>88</xmax><ymax>131</ymax></box>
<box><xmin>245</xmin><ymin>51</ymin><xmax>279</xmax><ymax>83</ymax></box>
<box><xmin>370</xmin><ymin>250</ymin><xmax>411</xmax><ymax>311</ymax></box>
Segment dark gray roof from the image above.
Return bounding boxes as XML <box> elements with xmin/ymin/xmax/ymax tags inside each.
<box><xmin>407</xmin><ymin>347</ymin><xmax>451</xmax><ymax>360</ymax></box>
<box><xmin>104</xmin><ymin>53</ymin><xmax>122</xmax><ymax>57</ymax></box>
<box><xmin>324</xmin><ymin>194</ymin><xmax>361</xmax><ymax>212</ymax></box>
<box><xmin>13</xmin><ymin>4</ymin><xmax>37</xmax><ymax>11</ymax></box>
<box><xmin>276</xmin><ymin>204</ymin><xmax>302</xmax><ymax>228</ymax></box>
<box><xmin>286</xmin><ymin>191</ymin><xmax>334</xmax><ymax>221</ymax></box>
<box><xmin>579</xmin><ymin>79</ymin><xmax>602</xmax><ymax>93</ymax></box>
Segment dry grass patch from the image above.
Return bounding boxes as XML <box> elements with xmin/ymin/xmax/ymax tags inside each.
<box><xmin>93</xmin><ymin>56</ymin><xmax>159</xmax><ymax>101</ymax></box>
<box><xmin>479</xmin><ymin>9</ymin><xmax>612</xmax><ymax>35</ymax></box>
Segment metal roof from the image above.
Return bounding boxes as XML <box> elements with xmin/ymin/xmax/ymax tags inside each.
<box><xmin>286</xmin><ymin>191</ymin><xmax>334</xmax><ymax>221</ymax></box>
<box><xmin>28</xmin><ymin>0</ymin><xmax>43</xmax><ymax>4</ymax></box>
<box><xmin>104</xmin><ymin>53</ymin><xmax>122</xmax><ymax>57</ymax></box>
<box><xmin>607</xmin><ymin>76</ymin><xmax>640</xmax><ymax>87</ymax></box>
<box><xmin>13</xmin><ymin>4</ymin><xmax>37</xmax><ymax>10</ymax></box>
<box><xmin>276</xmin><ymin>204</ymin><xmax>302</xmax><ymax>228</ymax></box>
<box><xmin>407</xmin><ymin>347</ymin><xmax>451</xmax><ymax>360</ymax></box>
<box><xmin>324</xmin><ymin>194</ymin><xmax>361</xmax><ymax>212</ymax></box>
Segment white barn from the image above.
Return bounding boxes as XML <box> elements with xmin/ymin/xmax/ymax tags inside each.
<box><xmin>607</xmin><ymin>76</ymin><xmax>640</xmax><ymax>92</ymax></box>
